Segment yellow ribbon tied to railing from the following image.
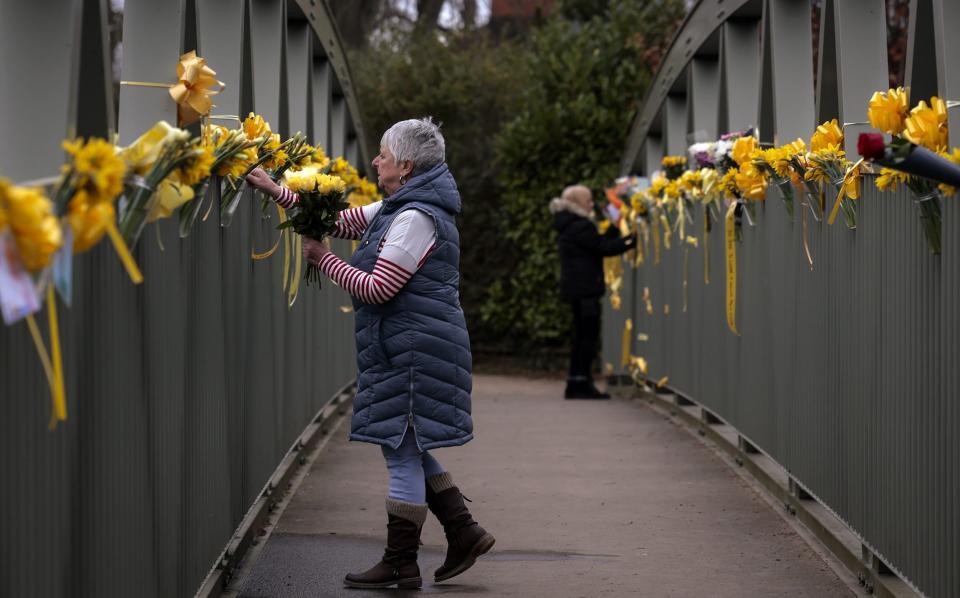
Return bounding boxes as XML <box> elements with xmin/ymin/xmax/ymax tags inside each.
<box><xmin>621</xmin><ymin>318</ymin><xmax>633</xmax><ymax>367</ymax></box>
<box><xmin>122</xmin><ymin>50</ymin><xmax>223</xmax><ymax>127</ymax></box>
<box><xmin>827</xmin><ymin>158</ymin><xmax>864</xmax><ymax>226</ymax></box>
<box><xmin>725</xmin><ymin>202</ymin><xmax>739</xmax><ymax>336</ymax></box>
<box><xmin>169</xmin><ymin>51</ymin><xmax>224</xmax><ymax>126</ymax></box>
<box><xmin>25</xmin><ymin>287</ymin><xmax>67</xmax><ymax>428</ymax></box>
<box><xmin>703</xmin><ymin>210</ymin><xmax>710</xmax><ymax>284</ymax></box>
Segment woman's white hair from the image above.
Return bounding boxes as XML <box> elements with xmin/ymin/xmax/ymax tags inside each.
<box><xmin>381</xmin><ymin>117</ymin><xmax>446</xmax><ymax>174</ymax></box>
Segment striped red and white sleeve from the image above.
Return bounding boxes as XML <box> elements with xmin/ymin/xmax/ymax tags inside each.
<box><xmin>271</xmin><ymin>187</ymin><xmax>378</xmax><ymax>240</ymax></box>
<box><xmin>315</xmin><ymin>253</ymin><xmax>415</xmax><ymax>305</ymax></box>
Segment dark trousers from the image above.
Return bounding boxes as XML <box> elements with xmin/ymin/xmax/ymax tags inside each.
<box><xmin>568</xmin><ymin>297</ymin><xmax>601</xmax><ymax>382</ymax></box>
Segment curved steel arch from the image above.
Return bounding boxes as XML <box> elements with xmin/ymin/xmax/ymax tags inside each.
<box><xmin>622</xmin><ymin>0</ymin><xmax>960</xmax><ymax>177</ymax></box>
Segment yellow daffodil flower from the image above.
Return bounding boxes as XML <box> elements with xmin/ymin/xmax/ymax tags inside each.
<box><xmin>0</xmin><ymin>180</ymin><xmax>62</xmax><ymax>271</ymax></box>
<box><xmin>868</xmin><ymin>87</ymin><xmax>910</xmax><ymax>135</ymax></box>
<box><xmin>811</xmin><ymin>119</ymin><xmax>844</xmax><ymax>152</ymax></box>
<box><xmin>937</xmin><ymin>148</ymin><xmax>960</xmax><ymax>196</ymax></box>
<box><xmin>731</xmin><ymin>136</ymin><xmax>757</xmax><ymax>166</ymax></box>
<box><xmin>875</xmin><ymin>167</ymin><xmax>909</xmax><ymax>192</ymax></box>
<box><xmin>735</xmin><ymin>163</ymin><xmax>768</xmax><ymax>200</ymax></box>
<box><xmin>904</xmin><ymin>97</ymin><xmax>949</xmax><ymax>151</ymax></box>
<box><xmin>243</xmin><ymin>112</ymin><xmax>271</xmax><ymax>140</ymax></box>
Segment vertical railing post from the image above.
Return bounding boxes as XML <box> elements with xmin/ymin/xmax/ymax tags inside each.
<box><xmin>663</xmin><ymin>93</ymin><xmax>688</xmax><ymax>156</ymax></box>
<box><xmin>688</xmin><ymin>55</ymin><xmax>720</xmax><ymax>141</ymax></box>
<box><xmin>765</xmin><ymin>0</ymin><xmax>815</xmax><ymax>144</ymax></box>
<box><xmin>826</xmin><ymin>0</ymin><xmax>888</xmax><ymax>157</ymax></box>
<box><xmin>719</xmin><ymin>19</ymin><xmax>761</xmax><ymax>134</ymax></box>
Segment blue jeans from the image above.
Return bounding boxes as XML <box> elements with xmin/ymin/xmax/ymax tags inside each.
<box><xmin>382</xmin><ymin>429</ymin><xmax>445</xmax><ymax>503</ymax></box>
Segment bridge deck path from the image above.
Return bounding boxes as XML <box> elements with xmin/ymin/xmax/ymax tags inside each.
<box><xmin>232</xmin><ymin>375</ymin><xmax>853</xmax><ymax>597</ymax></box>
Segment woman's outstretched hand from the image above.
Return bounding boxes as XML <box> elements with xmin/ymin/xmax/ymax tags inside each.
<box><xmin>245</xmin><ymin>167</ymin><xmax>281</xmax><ymax>199</ymax></box>
<box><xmin>303</xmin><ymin>236</ymin><xmax>331</xmax><ymax>266</ymax></box>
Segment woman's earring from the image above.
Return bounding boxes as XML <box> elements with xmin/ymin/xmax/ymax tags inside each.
<box><xmin>399</xmin><ymin>174</ymin><xmax>407</xmax><ymax>185</ymax></box>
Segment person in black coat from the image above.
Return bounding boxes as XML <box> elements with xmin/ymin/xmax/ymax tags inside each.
<box><xmin>550</xmin><ymin>185</ymin><xmax>635</xmax><ymax>399</ymax></box>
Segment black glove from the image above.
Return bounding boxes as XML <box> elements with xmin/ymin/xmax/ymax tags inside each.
<box><xmin>623</xmin><ymin>233</ymin><xmax>637</xmax><ymax>247</ymax></box>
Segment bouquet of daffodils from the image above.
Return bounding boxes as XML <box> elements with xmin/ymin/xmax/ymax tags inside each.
<box><xmin>117</xmin><ymin>121</ymin><xmax>201</xmax><ymax>247</ymax></box>
<box><xmin>859</xmin><ymin>89</ymin><xmax>959</xmax><ymax>253</ymax></box>
<box><xmin>179</xmin><ymin>124</ymin><xmax>259</xmax><ymax>237</ymax></box>
<box><xmin>752</xmin><ymin>139</ymin><xmax>807</xmax><ymax>220</ymax></box>
<box><xmin>804</xmin><ymin>119</ymin><xmax>861</xmax><ymax>229</ymax></box>
<box><xmin>54</xmin><ymin>138</ymin><xmax>127</xmax><ymax>251</ymax></box>
<box><xmin>278</xmin><ymin>167</ymin><xmax>349</xmax><ymax>287</ymax></box>
<box><xmin>219</xmin><ymin>113</ymin><xmax>296</xmax><ymax>227</ymax></box>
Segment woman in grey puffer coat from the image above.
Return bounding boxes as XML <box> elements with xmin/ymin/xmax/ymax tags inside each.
<box><xmin>247</xmin><ymin>117</ymin><xmax>494</xmax><ymax>590</ymax></box>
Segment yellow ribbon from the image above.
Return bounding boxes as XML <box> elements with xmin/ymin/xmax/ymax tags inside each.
<box><xmin>802</xmin><ymin>205</ymin><xmax>814</xmax><ymax>270</ymax></box>
<box><xmin>46</xmin><ymin>286</ymin><xmax>66</xmax><ymax>427</ymax></box>
<box><xmin>621</xmin><ymin>318</ymin><xmax>633</xmax><ymax>367</ymax></box>
<box><xmin>683</xmin><ymin>248</ymin><xmax>689</xmax><ymax>313</ymax></box>
<box><xmin>660</xmin><ymin>215</ymin><xmax>672</xmax><ymax>249</ymax></box>
<box><xmin>122</xmin><ymin>51</ymin><xmax>223</xmax><ymax>127</ymax></box>
<box><xmin>25</xmin><ymin>288</ymin><xmax>67</xmax><ymax>429</ymax></box>
<box><xmin>725</xmin><ymin>202</ymin><xmax>739</xmax><ymax>336</ymax></box>
<box><xmin>703</xmin><ymin>209</ymin><xmax>710</xmax><ymax>284</ymax></box>
<box><xmin>169</xmin><ymin>51</ymin><xmax>224</xmax><ymax>126</ymax></box>
<box><xmin>656</xmin><ymin>376</ymin><xmax>669</xmax><ymax>389</ymax></box>
<box><xmin>677</xmin><ymin>198</ymin><xmax>686</xmax><ymax>242</ymax></box>
<box><xmin>643</xmin><ymin>286</ymin><xmax>653</xmax><ymax>315</ymax></box>
<box><xmin>288</xmin><ymin>234</ymin><xmax>302</xmax><ymax>307</ymax></box>
<box><xmin>105</xmin><ymin>220</ymin><xmax>143</xmax><ymax>284</ymax></box>
<box><xmin>282</xmin><ymin>228</ymin><xmax>291</xmax><ymax>295</ymax></box>
<box><xmin>827</xmin><ymin>158</ymin><xmax>864</xmax><ymax>226</ymax></box>
<box><xmin>653</xmin><ymin>218</ymin><xmax>661</xmax><ymax>264</ymax></box>
<box><xmin>251</xmin><ymin>204</ymin><xmax>286</xmax><ymax>260</ymax></box>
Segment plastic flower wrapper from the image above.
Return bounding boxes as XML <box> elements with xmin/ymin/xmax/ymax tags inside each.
<box><xmin>179</xmin><ymin>124</ymin><xmax>260</xmax><ymax>237</ymax></box>
<box><xmin>806</xmin><ymin>120</ymin><xmax>857</xmax><ymax>228</ymax></box>
<box><xmin>752</xmin><ymin>140</ymin><xmax>806</xmax><ymax>220</ymax></box>
<box><xmin>117</xmin><ymin>121</ymin><xmax>195</xmax><ymax>247</ymax></box>
<box><xmin>777</xmin><ymin>142</ymin><xmax>824</xmax><ymax>220</ymax></box>
<box><xmin>278</xmin><ymin>167</ymin><xmax>349</xmax><ymax>287</ymax></box>
<box><xmin>145</xmin><ymin>137</ymin><xmax>214</xmax><ymax>224</ymax></box>
<box><xmin>805</xmin><ymin>147</ymin><xmax>858</xmax><ymax>229</ymax></box>
<box><xmin>219</xmin><ymin>113</ymin><xmax>295</xmax><ymax>227</ymax></box>
<box><xmin>54</xmin><ymin>138</ymin><xmax>127</xmax><ymax>252</ymax></box>
<box><xmin>718</xmin><ymin>164</ymin><xmax>765</xmax><ymax>240</ymax></box>
<box><xmin>858</xmin><ymin>132</ymin><xmax>960</xmax><ymax>254</ymax></box>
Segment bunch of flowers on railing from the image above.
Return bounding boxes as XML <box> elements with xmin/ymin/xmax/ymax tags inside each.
<box><xmin>602</xmin><ymin>86</ymin><xmax>960</xmax><ymax>354</ymax></box>
<box><xmin>857</xmin><ymin>88</ymin><xmax>960</xmax><ymax>254</ymax></box>
<box><xmin>0</xmin><ymin>50</ymin><xmax>380</xmax><ymax>428</ymax></box>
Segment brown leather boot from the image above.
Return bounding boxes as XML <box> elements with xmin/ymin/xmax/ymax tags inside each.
<box><xmin>425</xmin><ymin>473</ymin><xmax>496</xmax><ymax>582</ymax></box>
<box><xmin>343</xmin><ymin>499</ymin><xmax>427</xmax><ymax>589</ymax></box>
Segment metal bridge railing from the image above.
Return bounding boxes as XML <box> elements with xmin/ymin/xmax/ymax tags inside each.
<box><xmin>612</xmin><ymin>2</ymin><xmax>960</xmax><ymax>596</ymax></box>
<box><xmin>0</xmin><ymin>1</ymin><xmax>363</xmax><ymax>596</ymax></box>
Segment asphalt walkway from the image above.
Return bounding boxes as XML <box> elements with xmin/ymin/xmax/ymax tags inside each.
<box><xmin>232</xmin><ymin>375</ymin><xmax>853</xmax><ymax>597</ymax></box>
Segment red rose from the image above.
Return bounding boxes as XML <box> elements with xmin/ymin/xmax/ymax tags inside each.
<box><xmin>857</xmin><ymin>133</ymin><xmax>886</xmax><ymax>160</ymax></box>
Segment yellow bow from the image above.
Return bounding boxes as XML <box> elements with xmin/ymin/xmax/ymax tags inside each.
<box><xmin>169</xmin><ymin>51</ymin><xmax>224</xmax><ymax>126</ymax></box>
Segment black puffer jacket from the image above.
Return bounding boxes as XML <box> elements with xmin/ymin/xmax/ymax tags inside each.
<box><xmin>551</xmin><ymin>197</ymin><xmax>633</xmax><ymax>300</ymax></box>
